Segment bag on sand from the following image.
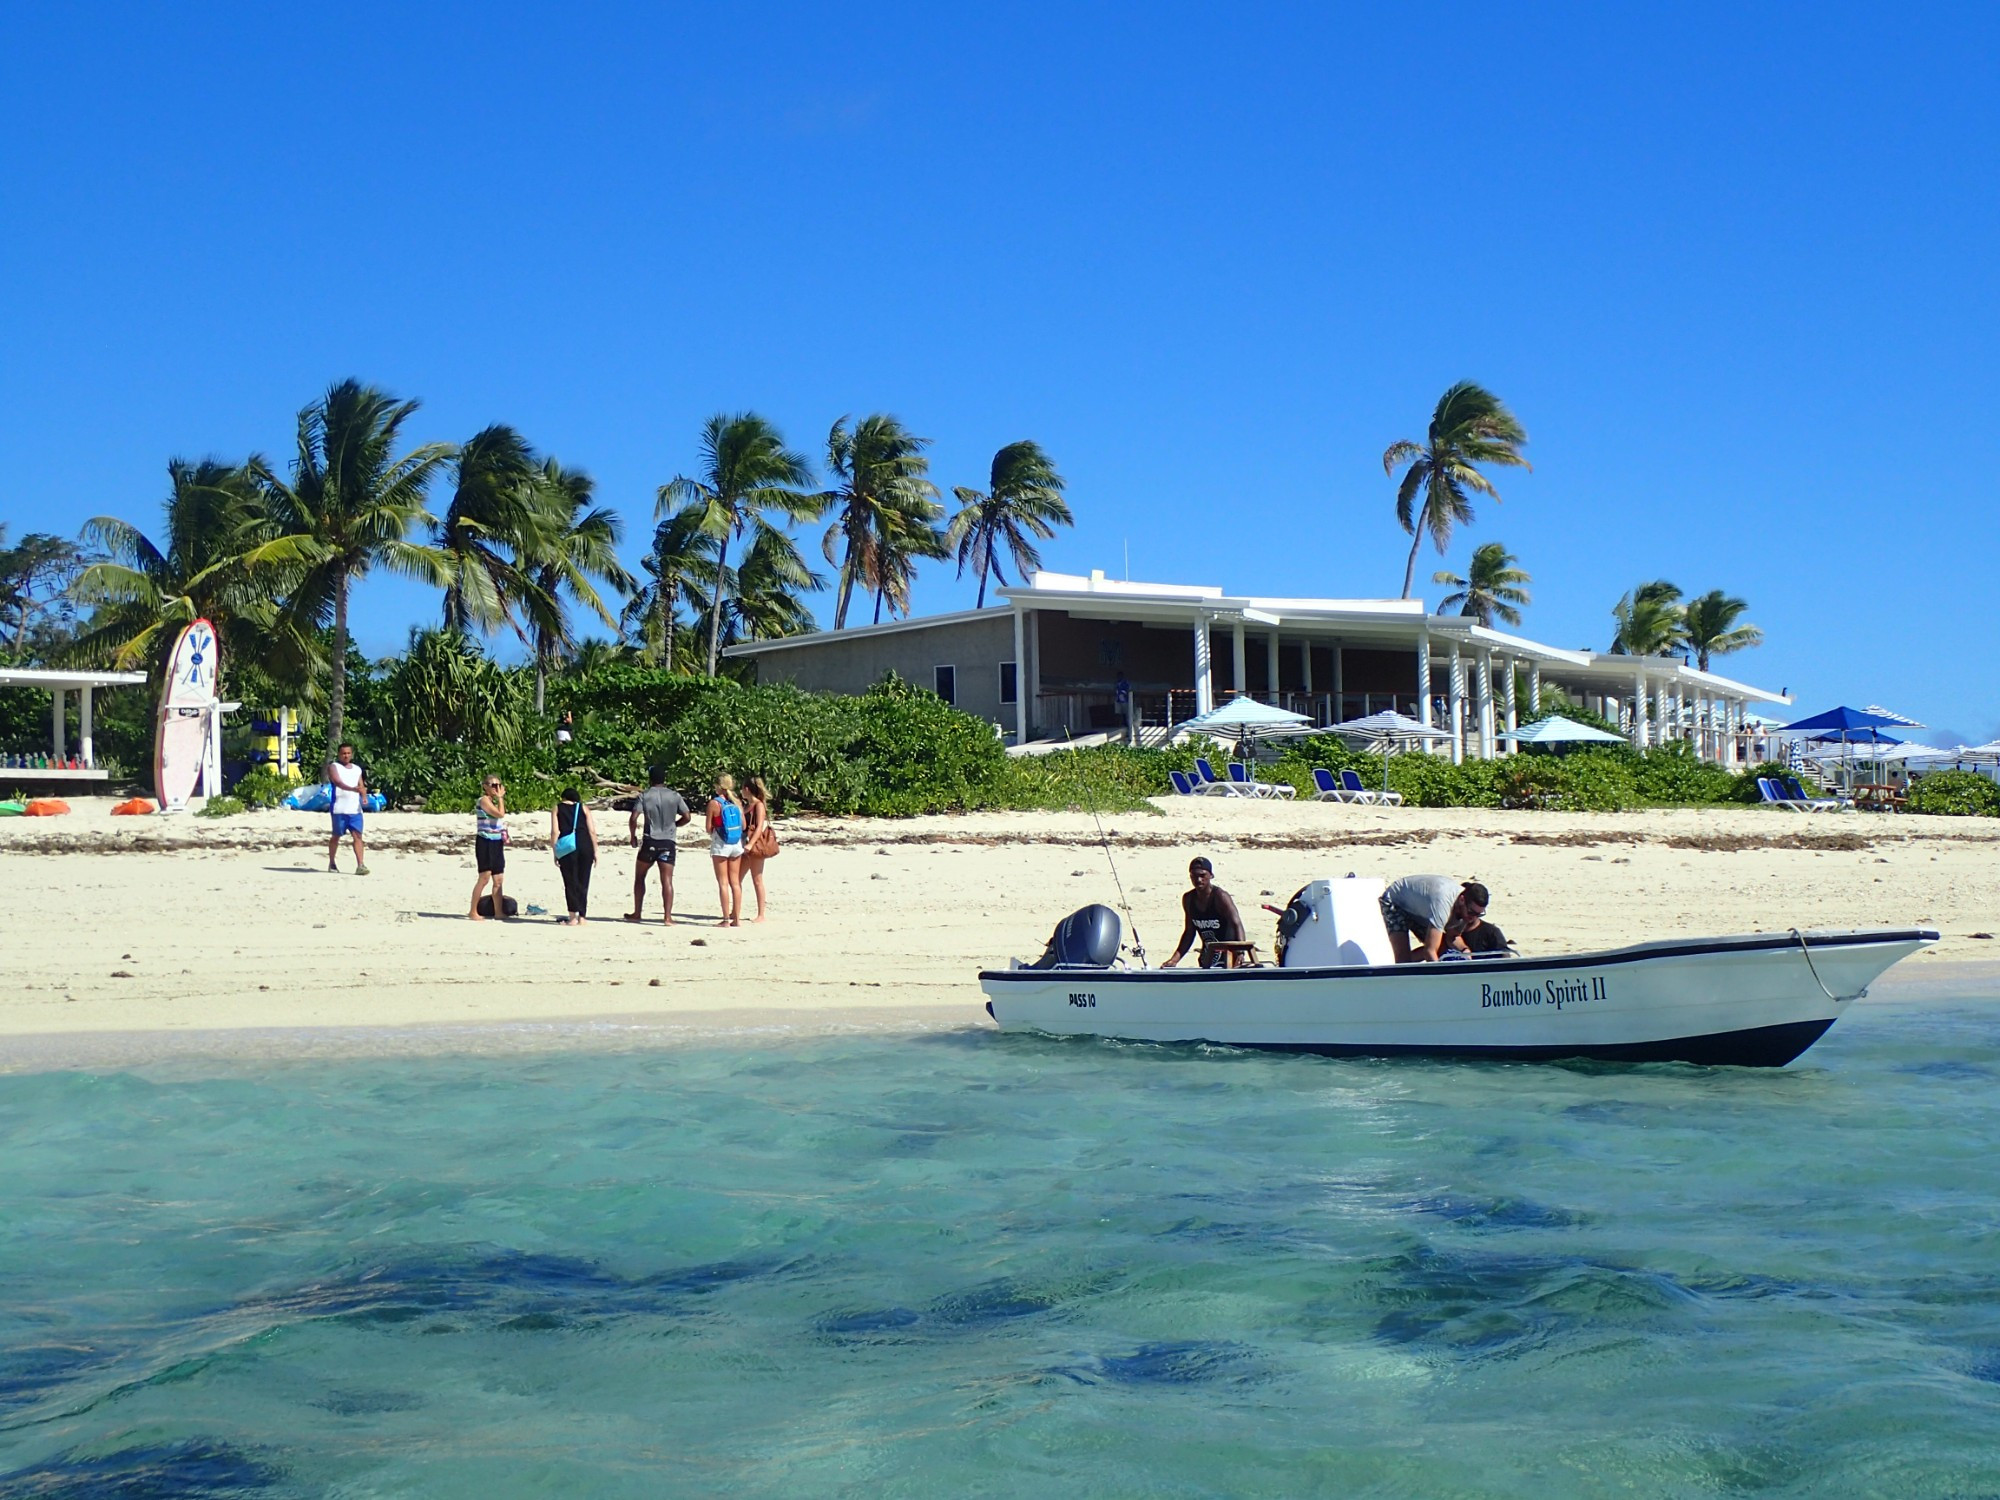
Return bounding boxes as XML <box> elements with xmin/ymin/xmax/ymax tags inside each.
<box><xmin>112</xmin><ymin>798</ymin><xmax>157</xmax><ymax>816</ymax></box>
<box><xmin>476</xmin><ymin>894</ymin><xmax>520</xmax><ymax>919</ymax></box>
<box><xmin>23</xmin><ymin>799</ymin><xmax>70</xmax><ymax>817</ymax></box>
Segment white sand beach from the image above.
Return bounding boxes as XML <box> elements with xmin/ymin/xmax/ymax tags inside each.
<box><xmin>1</xmin><ymin>798</ymin><xmax>1995</xmax><ymax>1053</ymax></box>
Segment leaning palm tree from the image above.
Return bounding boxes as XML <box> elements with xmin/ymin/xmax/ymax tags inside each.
<box><xmin>1609</xmin><ymin>579</ymin><xmax>1687</xmax><ymax>656</ymax></box>
<box><xmin>818</xmin><ymin>414</ymin><xmax>940</xmax><ymax>629</ymax></box>
<box><xmin>621</xmin><ymin>501</ymin><xmax>714</xmax><ymax>671</ymax></box>
<box><xmin>1433</xmin><ymin>541</ymin><xmax>1532</xmax><ymax>628</ymax></box>
<box><xmin>1682</xmin><ymin>589</ymin><xmax>1762</xmax><ymax>673</ymax></box>
<box><xmin>517</xmin><ymin>458</ymin><xmax>633</xmax><ymax>711</ymax></box>
<box><xmin>254</xmin><ymin>379</ymin><xmax>455</xmax><ymax>747</ymax></box>
<box><xmin>659</xmin><ymin>412</ymin><xmax>816</xmax><ymax>677</ymax></box>
<box><xmin>730</xmin><ymin>523</ymin><xmax>826</xmax><ymax>641</ymax></box>
<box><xmin>71</xmin><ymin>459</ymin><xmax>316</xmax><ymax>693</ymax></box>
<box><xmin>945</xmin><ymin>440</ymin><xmax>1072</xmax><ymax>608</ymax></box>
<box><xmin>437</xmin><ymin>424</ymin><xmax>543</xmax><ymax>635</ymax></box>
<box><xmin>866</xmin><ymin>497</ymin><xmax>949</xmax><ymax>624</ymax></box>
<box><xmin>1382</xmin><ymin>382</ymin><xmax>1531</xmax><ymax>599</ymax></box>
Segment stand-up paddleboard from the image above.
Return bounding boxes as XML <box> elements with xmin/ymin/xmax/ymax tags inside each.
<box><xmin>155</xmin><ymin>619</ymin><xmax>219</xmax><ymax>811</ymax></box>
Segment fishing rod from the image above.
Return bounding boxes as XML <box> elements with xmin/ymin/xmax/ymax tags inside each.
<box><xmin>1063</xmin><ymin>727</ymin><xmax>1147</xmax><ymax>967</ymax></box>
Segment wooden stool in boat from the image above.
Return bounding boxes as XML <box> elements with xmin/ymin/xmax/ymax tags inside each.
<box><xmin>1205</xmin><ymin>940</ymin><xmax>1263</xmax><ymax>969</ymax></box>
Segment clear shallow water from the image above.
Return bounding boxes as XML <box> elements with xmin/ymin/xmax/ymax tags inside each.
<box><xmin>2</xmin><ymin>1003</ymin><xmax>1998</xmax><ymax>1498</ymax></box>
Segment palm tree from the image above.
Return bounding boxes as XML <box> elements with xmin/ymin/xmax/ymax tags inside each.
<box><xmin>866</xmin><ymin>500</ymin><xmax>949</xmax><ymax>623</ymax></box>
<box><xmin>1433</xmin><ymin>541</ymin><xmax>1532</xmax><ymax>628</ymax></box>
<box><xmin>1682</xmin><ymin>589</ymin><xmax>1762</xmax><ymax>673</ymax></box>
<box><xmin>621</xmin><ymin>502</ymin><xmax>714</xmax><ymax>670</ymax></box>
<box><xmin>437</xmin><ymin>424</ymin><xmax>541</xmax><ymax>635</ymax></box>
<box><xmin>1609</xmin><ymin>579</ymin><xmax>1687</xmax><ymax>656</ymax></box>
<box><xmin>659</xmin><ymin>412</ymin><xmax>816</xmax><ymax>677</ymax></box>
<box><xmin>255</xmin><ymin>379</ymin><xmax>455</xmax><ymax>748</ymax></box>
<box><xmin>945</xmin><ymin>440</ymin><xmax>1072</xmax><ymax>608</ymax></box>
<box><xmin>1382</xmin><ymin>382</ymin><xmax>1531</xmax><ymax>599</ymax></box>
<box><xmin>729</xmin><ymin>524</ymin><xmax>826</xmax><ymax>641</ymax></box>
<box><xmin>518</xmin><ymin>457</ymin><xmax>633</xmax><ymax>712</ymax></box>
<box><xmin>818</xmin><ymin>415</ymin><xmax>940</xmax><ymax>629</ymax></box>
<box><xmin>70</xmin><ymin>459</ymin><xmax>314</xmax><ymax>690</ymax></box>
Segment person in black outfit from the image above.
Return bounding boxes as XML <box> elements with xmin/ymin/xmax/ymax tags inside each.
<box><xmin>1161</xmin><ymin>856</ymin><xmax>1247</xmax><ymax>968</ymax></box>
<box><xmin>550</xmin><ymin>787</ymin><xmax>597</xmax><ymax>927</ymax></box>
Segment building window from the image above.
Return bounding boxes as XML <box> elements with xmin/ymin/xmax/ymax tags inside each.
<box><xmin>934</xmin><ymin>665</ymin><xmax>956</xmax><ymax>706</ymax></box>
<box><xmin>998</xmin><ymin>661</ymin><xmax>1017</xmax><ymax>705</ymax></box>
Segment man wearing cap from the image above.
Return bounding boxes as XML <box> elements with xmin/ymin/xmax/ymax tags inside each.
<box><xmin>1381</xmin><ymin>875</ymin><xmax>1491</xmax><ymax>963</ymax></box>
<box><xmin>1162</xmin><ymin>857</ymin><xmax>1247</xmax><ymax>969</ymax></box>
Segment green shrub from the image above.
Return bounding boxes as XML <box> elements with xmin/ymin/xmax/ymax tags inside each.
<box><xmin>850</xmin><ymin>676</ymin><xmax>1009</xmax><ymax>816</ymax></box>
<box><xmin>1630</xmin><ymin>741</ymin><xmax>1737</xmax><ymax>805</ymax></box>
<box><xmin>197</xmin><ymin>795</ymin><xmax>246</xmax><ymax>818</ymax></box>
<box><xmin>229</xmin><ymin>765</ymin><xmax>295</xmax><ymax>809</ymax></box>
<box><xmin>1905</xmin><ymin>770</ymin><xmax>2000</xmax><ymax>817</ymax></box>
<box><xmin>996</xmin><ymin>743</ymin><xmax>1178</xmax><ymax>813</ymax></box>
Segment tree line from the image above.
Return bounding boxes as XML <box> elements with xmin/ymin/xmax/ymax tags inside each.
<box><xmin>0</xmin><ymin>380</ymin><xmax>1074</xmax><ymax>747</ymax></box>
<box><xmin>1</xmin><ymin>375</ymin><xmax>1770</xmax><ymax>756</ymax></box>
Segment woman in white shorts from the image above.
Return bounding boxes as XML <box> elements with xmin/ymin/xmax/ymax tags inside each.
<box><xmin>707</xmin><ymin>772</ymin><xmax>746</xmax><ymax>927</ymax></box>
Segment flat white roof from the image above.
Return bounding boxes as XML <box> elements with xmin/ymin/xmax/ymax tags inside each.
<box><xmin>722</xmin><ymin>607</ymin><xmax>999</xmax><ymax>658</ymax></box>
<box><xmin>0</xmin><ymin>667</ymin><xmax>149</xmax><ymax>690</ymax></box>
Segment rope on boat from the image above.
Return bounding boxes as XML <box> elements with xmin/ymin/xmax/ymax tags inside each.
<box><xmin>1789</xmin><ymin>928</ymin><xmax>1866</xmax><ymax>1003</ymax></box>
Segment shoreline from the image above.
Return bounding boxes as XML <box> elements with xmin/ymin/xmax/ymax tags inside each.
<box><xmin>4</xmin><ymin>799</ymin><xmax>1995</xmax><ymax>1057</ymax></box>
<box><xmin>2</xmin><ymin>961</ymin><xmax>1993</xmax><ymax>1075</ymax></box>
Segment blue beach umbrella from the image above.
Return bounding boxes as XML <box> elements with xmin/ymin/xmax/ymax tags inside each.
<box><xmin>1778</xmin><ymin>707</ymin><xmax>1922</xmax><ymax>789</ymax></box>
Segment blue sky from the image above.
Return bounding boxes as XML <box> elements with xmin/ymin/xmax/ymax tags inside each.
<box><xmin>4</xmin><ymin>4</ymin><xmax>1996</xmax><ymax>741</ymax></box>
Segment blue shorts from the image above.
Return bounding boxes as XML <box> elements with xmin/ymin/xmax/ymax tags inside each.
<box><xmin>331</xmin><ymin>812</ymin><xmax>364</xmax><ymax>837</ymax></box>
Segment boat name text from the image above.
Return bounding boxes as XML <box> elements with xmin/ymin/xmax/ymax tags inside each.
<box><xmin>1068</xmin><ymin>992</ymin><xmax>1097</xmax><ymax>1008</ymax></box>
<box><xmin>1481</xmin><ymin>974</ymin><xmax>1608</xmax><ymax>1012</ymax></box>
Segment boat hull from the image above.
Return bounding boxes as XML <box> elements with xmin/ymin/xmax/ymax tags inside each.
<box><xmin>979</xmin><ymin>930</ymin><xmax>1937</xmax><ymax>1067</ymax></box>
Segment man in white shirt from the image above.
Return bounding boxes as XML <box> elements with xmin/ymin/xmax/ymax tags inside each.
<box><xmin>327</xmin><ymin>743</ymin><xmax>369</xmax><ymax>875</ymax></box>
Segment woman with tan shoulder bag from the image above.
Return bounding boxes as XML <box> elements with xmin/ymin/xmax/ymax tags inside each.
<box><xmin>742</xmin><ymin>775</ymin><xmax>779</xmax><ymax>923</ymax></box>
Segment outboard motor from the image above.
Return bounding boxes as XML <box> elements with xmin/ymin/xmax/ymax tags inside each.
<box><xmin>1029</xmin><ymin>904</ymin><xmax>1122</xmax><ymax>969</ymax></box>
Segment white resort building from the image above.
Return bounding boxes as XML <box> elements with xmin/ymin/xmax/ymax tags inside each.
<box><xmin>723</xmin><ymin>571</ymin><xmax>1788</xmax><ymax>765</ymax></box>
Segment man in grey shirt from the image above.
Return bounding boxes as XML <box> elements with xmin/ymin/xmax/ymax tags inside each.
<box><xmin>625</xmin><ymin>765</ymin><xmax>692</xmax><ymax>924</ymax></box>
<box><xmin>1381</xmin><ymin>875</ymin><xmax>1490</xmax><ymax>963</ymax></box>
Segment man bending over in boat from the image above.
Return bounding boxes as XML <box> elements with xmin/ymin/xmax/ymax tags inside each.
<box><xmin>1161</xmin><ymin>857</ymin><xmax>1247</xmax><ymax>968</ymax></box>
<box><xmin>1381</xmin><ymin>876</ymin><xmax>1490</xmax><ymax>963</ymax></box>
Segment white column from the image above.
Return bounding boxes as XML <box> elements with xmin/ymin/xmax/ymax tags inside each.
<box><xmin>1504</xmin><ymin>659</ymin><xmax>1518</xmax><ymax>739</ymax></box>
<box><xmin>1266</xmin><ymin>631</ymin><xmax>1280</xmax><ymax>702</ymax></box>
<box><xmin>1528</xmin><ymin>664</ymin><xmax>1541</xmax><ymax>718</ymax></box>
<box><xmin>1193</xmin><ymin>620</ymin><xmax>1214</xmax><ymax>718</ymax></box>
<box><xmin>1012</xmin><ymin>607</ymin><xmax>1028</xmax><ymax>743</ymax></box>
<box><xmin>1026</xmin><ymin>610</ymin><xmax>1041</xmax><ymax>738</ymax></box>
<box><xmin>1472</xmin><ymin>652</ymin><xmax>1488</xmax><ymax>764</ymax></box>
<box><xmin>1668</xmin><ymin>684</ymin><xmax>1682</xmax><ymax>742</ymax></box>
<box><xmin>1449</xmin><ymin>648</ymin><xmax>1467</xmax><ymax>764</ymax></box>
<box><xmin>1632</xmin><ymin>672</ymin><xmax>1651</xmax><ymax>749</ymax></box>
<box><xmin>1231</xmin><ymin>621</ymin><xmax>1247</xmax><ymax>699</ymax></box>
<box><xmin>1414</xmin><ymin>635</ymin><xmax>1430</xmax><ymax>726</ymax></box>
<box><xmin>1655</xmin><ymin>680</ymin><xmax>1670</xmax><ymax>747</ymax></box>
<box><xmin>51</xmin><ymin>688</ymin><xmax>65</xmax><ymax>765</ymax></box>
<box><xmin>79</xmin><ymin>686</ymin><xmax>94</xmax><ymax>769</ymax></box>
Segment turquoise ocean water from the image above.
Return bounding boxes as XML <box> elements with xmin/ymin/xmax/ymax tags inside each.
<box><xmin>2</xmin><ymin>1000</ymin><xmax>1998</xmax><ymax>1498</ymax></box>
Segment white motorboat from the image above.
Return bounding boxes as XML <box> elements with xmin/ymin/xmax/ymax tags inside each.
<box><xmin>980</xmin><ymin>877</ymin><xmax>1936</xmax><ymax>1067</ymax></box>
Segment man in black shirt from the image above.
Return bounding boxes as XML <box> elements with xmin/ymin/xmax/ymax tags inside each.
<box><xmin>1162</xmin><ymin>857</ymin><xmax>1247</xmax><ymax>969</ymax></box>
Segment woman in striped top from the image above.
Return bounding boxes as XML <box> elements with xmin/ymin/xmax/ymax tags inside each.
<box><xmin>469</xmin><ymin>776</ymin><xmax>508</xmax><ymax>920</ymax></box>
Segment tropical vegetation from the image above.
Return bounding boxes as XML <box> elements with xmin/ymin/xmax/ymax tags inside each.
<box><xmin>1682</xmin><ymin>589</ymin><xmax>1763</xmax><ymax>672</ymax></box>
<box><xmin>818</xmin><ymin>414</ymin><xmax>944</xmax><ymax>629</ymax></box>
<box><xmin>946</xmin><ymin>440</ymin><xmax>1072</xmax><ymax>608</ymax></box>
<box><xmin>1433</xmin><ymin>541</ymin><xmax>1531</xmax><ymax>628</ymax></box>
<box><xmin>1383</xmin><ymin>382</ymin><xmax>1530</xmax><ymax>599</ymax></box>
